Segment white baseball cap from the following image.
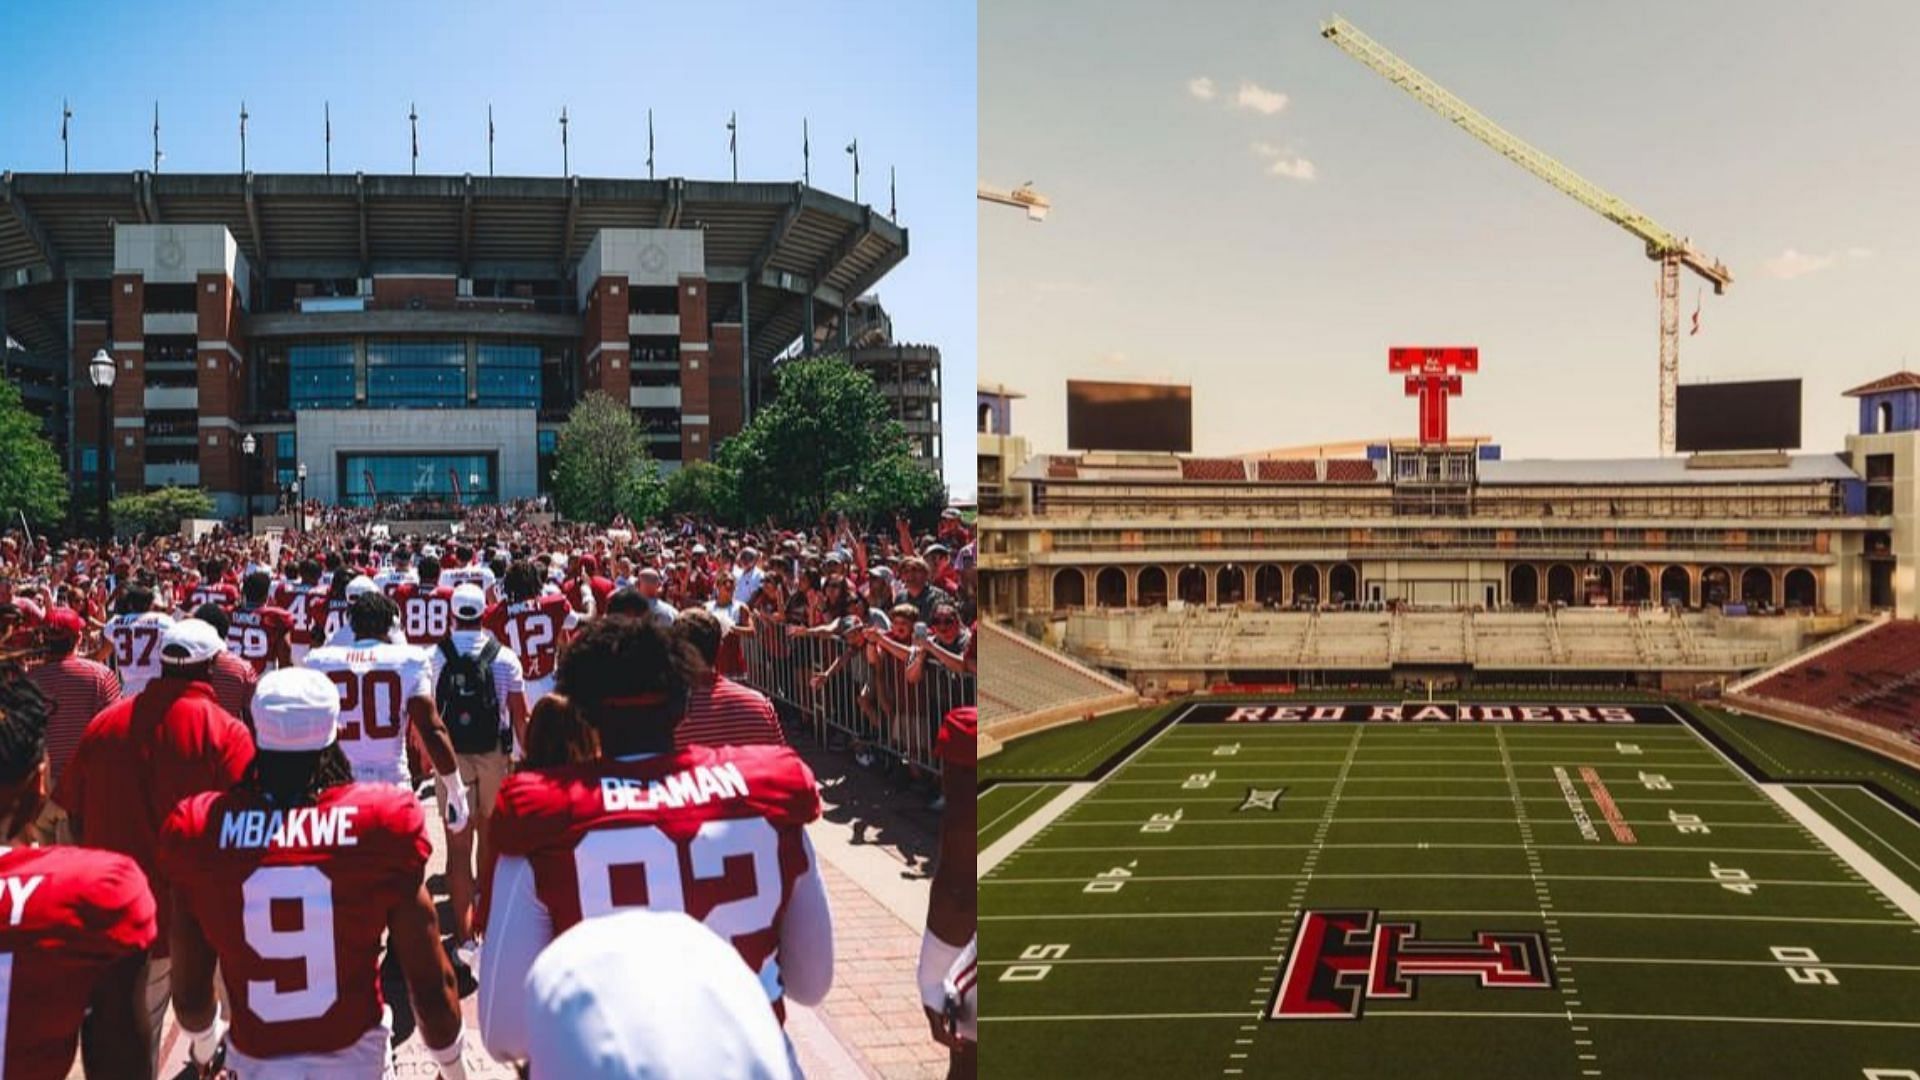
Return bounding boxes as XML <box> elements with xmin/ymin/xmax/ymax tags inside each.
<box><xmin>252</xmin><ymin>668</ymin><xmax>341</xmax><ymax>752</ymax></box>
<box><xmin>525</xmin><ymin>909</ymin><xmax>794</xmax><ymax>1079</ymax></box>
<box><xmin>158</xmin><ymin>619</ymin><xmax>226</xmax><ymax>666</ymax></box>
<box><xmin>451</xmin><ymin>583</ymin><xmax>488</xmax><ymax>620</ymax></box>
<box><xmin>345</xmin><ymin>575</ymin><xmax>379</xmax><ymax>599</ymax></box>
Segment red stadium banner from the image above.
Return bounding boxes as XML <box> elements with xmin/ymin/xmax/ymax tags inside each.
<box><xmin>449</xmin><ymin>468</ymin><xmax>463</xmax><ymax>504</ymax></box>
<box><xmin>362</xmin><ymin>469</ymin><xmax>378</xmax><ymax>505</ymax></box>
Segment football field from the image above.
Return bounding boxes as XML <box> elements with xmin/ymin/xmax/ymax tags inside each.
<box><xmin>981</xmin><ymin>701</ymin><xmax>1920</xmax><ymax>1077</ymax></box>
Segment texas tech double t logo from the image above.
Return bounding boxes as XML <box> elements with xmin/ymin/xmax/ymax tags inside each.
<box><xmin>1271</xmin><ymin>909</ymin><xmax>1554</xmax><ymax>1020</ymax></box>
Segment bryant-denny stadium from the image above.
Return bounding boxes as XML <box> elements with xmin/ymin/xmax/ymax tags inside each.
<box><xmin>0</xmin><ymin>170</ymin><xmax>937</xmax><ymax>515</ymax></box>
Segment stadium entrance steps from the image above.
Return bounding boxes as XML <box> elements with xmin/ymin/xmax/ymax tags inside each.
<box><xmin>1723</xmin><ymin>614</ymin><xmax>1920</xmax><ymax>769</ymax></box>
<box><xmin>978</xmin><ymin>621</ymin><xmax>1138</xmax><ymax>757</ymax></box>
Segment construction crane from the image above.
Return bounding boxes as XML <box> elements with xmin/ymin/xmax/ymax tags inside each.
<box><xmin>1322</xmin><ymin>15</ymin><xmax>1731</xmax><ymax>455</ymax></box>
<box><xmin>978</xmin><ymin>182</ymin><xmax>1052</xmax><ymax>221</ymax></box>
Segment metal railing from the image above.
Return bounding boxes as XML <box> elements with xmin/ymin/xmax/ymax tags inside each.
<box><xmin>739</xmin><ymin>621</ymin><xmax>973</xmax><ymax>776</ymax></box>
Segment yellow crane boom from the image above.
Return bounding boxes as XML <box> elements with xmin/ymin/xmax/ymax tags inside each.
<box><xmin>978</xmin><ymin>182</ymin><xmax>1052</xmax><ymax>221</ymax></box>
<box><xmin>1322</xmin><ymin>14</ymin><xmax>1731</xmax><ymax>454</ymax></box>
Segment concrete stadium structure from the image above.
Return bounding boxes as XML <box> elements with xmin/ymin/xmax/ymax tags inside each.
<box><xmin>0</xmin><ymin>170</ymin><xmax>916</xmax><ymax>514</ymax></box>
<box><xmin>980</xmin><ymin>374</ymin><xmax>1920</xmax><ymax>693</ymax></box>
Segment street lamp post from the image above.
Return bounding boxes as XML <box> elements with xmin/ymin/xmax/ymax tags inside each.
<box><xmin>86</xmin><ymin>349</ymin><xmax>115</xmax><ymax>546</ymax></box>
<box><xmin>296</xmin><ymin>462</ymin><xmax>308</xmax><ymax>533</ymax></box>
<box><xmin>241</xmin><ymin>432</ymin><xmax>257</xmax><ymax>535</ymax></box>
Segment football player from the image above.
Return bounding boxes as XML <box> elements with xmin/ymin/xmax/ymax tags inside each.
<box><xmin>226</xmin><ymin>570</ymin><xmax>295</xmax><ymax>675</ymax></box>
<box><xmin>402</xmin><ymin>555</ymin><xmax>456</xmax><ymax>647</ymax></box>
<box><xmin>475</xmin><ymin>616</ymin><xmax>833</xmax><ymax>1063</ymax></box>
<box><xmin>920</xmin><ymin>705</ymin><xmax>978</xmax><ymax>1078</ymax></box>
<box><xmin>160</xmin><ymin>667</ymin><xmax>469</xmax><ymax>1078</ymax></box>
<box><xmin>301</xmin><ymin>594</ymin><xmax>473</xmax><ymax>834</ymax></box>
<box><xmin>0</xmin><ymin>670</ymin><xmax>158</xmax><ymax>1080</ymax></box>
<box><xmin>101</xmin><ymin>583</ymin><xmax>175</xmax><ymax>698</ymax></box>
<box><xmin>321</xmin><ymin>576</ymin><xmax>407</xmax><ymax>648</ymax></box>
<box><xmin>186</xmin><ymin>558</ymin><xmax>240</xmax><ymax>614</ymax></box>
<box><xmin>482</xmin><ymin>560</ymin><xmax>577</xmax><ymax>709</ymax></box>
<box><xmin>277</xmin><ymin>559</ymin><xmax>323</xmax><ymax>667</ymax></box>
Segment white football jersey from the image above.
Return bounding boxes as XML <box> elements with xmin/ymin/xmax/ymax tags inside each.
<box><xmin>103</xmin><ymin>611</ymin><xmax>176</xmax><ymax>697</ymax></box>
<box><xmin>302</xmin><ymin>640</ymin><xmax>436</xmax><ymax>784</ymax></box>
<box><xmin>322</xmin><ymin>623</ymin><xmax>409</xmax><ymax>649</ymax></box>
<box><xmin>440</xmin><ymin>564</ymin><xmax>497</xmax><ymax>593</ymax></box>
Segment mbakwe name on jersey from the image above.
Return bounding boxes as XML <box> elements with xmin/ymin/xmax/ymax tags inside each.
<box><xmin>599</xmin><ymin>762</ymin><xmax>752</xmax><ymax>812</ymax></box>
<box><xmin>217</xmin><ymin>805</ymin><xmax>362</xmax><ymax>849</ymax></box>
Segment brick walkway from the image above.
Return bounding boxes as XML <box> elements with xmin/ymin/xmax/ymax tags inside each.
<box><xmin>139</xmin><ymin>737</ymin><xmax>951</xmax><ymax>1079</ymax></box>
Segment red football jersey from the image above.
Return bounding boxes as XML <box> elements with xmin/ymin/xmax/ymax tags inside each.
<box><xmin>277</xmin><ymin>583</ymin><xmax>316</xmax><ymax>646</ymax></box>
<box><xmin>488</xmin><ymin>746</ymin><xmax>821</xmax><ymax>1004</ymax></box>
<box><xmin>305</xmin><ymin>592</ymin><xmax>348</xmax><ymax>646</ymax></box>
<box><xmin>938</xmin><ymin>707</ymin><xmax>977</xmax><ymax>769</ymax></box>
<box><xmin>189</xmin><ymin>581</ymin><xmax>241</xmax><ymax>613</ymax></box>
<box><xmin>0</xmin><ymin>845</ymin><xmax>158</xmax><ymax>1080</ymax></box>
<box><xmin>402</xmin><ymin>584</ymin><xmax>454</xmax><ymax>646</ymax></box>
<box><xmin>158</xmin><ymin>784</ymin><xmax>430</xmax><ymax>1060</ymax></box>
<box><xmin>481</xmin><ymin>593</ymin><xmax>575</xmax><ymax>680</ymax></box>
<box><xmin>228</xmin><ymin>605</ymin><xmax>295</xmax><ymax>674</ymax></box>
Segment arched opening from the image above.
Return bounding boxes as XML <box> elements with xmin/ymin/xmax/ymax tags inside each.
<box><xmin>1784</xmin><ymin>567</ymin><xmax>1818</xmax><ymax>610</ymax></box>
<box><xmin>1217</xmin><ymin>565</ymin><xmax>1246</xmax><ymax>605</ymax></box>
<box><xmin>1879</xmin><ymin>401</ymin><xmax>1895</xmax><ymax>434</ymax></box>
<box><xmin>1509</xmin><ymin>565</ymin><xmax>1539</xmax><ymax>607</ymax></box>
<box><xmin>977</xmin><ymin>402</ymin><xmax>997</xmax><ymax>434</ymax></box>
<box><xmin>1546</xmin><ymin>564</ymin><xmax>1576</xmax><ymax>606</ymax></box>
<box><xmin>1584</xmin><ymin>565</ymin><xmax>1614</xmax><ymax>606</ymax></box>
<box><xmin>1095</xmin><ymin>567</ymin><xmax>1129</xmax><ymax>608</ymax></box>
<box><xmin>1254</xmin><ymin>564</ymin><xmax>1285</xmax><ymax>607</ymax></box>
<box><xmin>1328</xmin><ymin>563</ymin><xmax>1358</xmax><ymax>607</ymax></box>
<box><xmin>1052</xmin><ymin>568</ymin><xmax>1086</xmax><ymax>610</ymax></box>
<box><xmin>1620</xmin><ymin>565</ymin><xmax>1653</xmax><ymax>605</ymax></box>
<box><xmin>1292</xmin><ymin>564</ymin><xmax>1321</xmax><ymax>608</ymax></box>
<box><xmin>1137</xmin><ymin>566</ymin><xmax>1169</xmax><ymax>607</ymax></box>
<box><xmin>1660</xmin><ymin>566</ymin><xmax>1692</xmax><ymax>608</ymax></box>
<box><xmin>1701</xmin><ymin>566</ymin><xmax>1732</xmax><ymax>607</ymax></box>
<box><xmin>1177</xmin><ymin>565</ymin><xmax>1208</xmax><ymax>606</ymax></box>
<box><xmin>1740</xmin><ymin>567</ymin><xmax>1774</xmax><ymax>609</ymax></box>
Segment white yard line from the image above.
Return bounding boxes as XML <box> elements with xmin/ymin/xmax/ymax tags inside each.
<box><xmin>979</xmin><ymin>784</ymin><xmax>1059</xmax><ymax>841</ymax></box>
<box><xmin>1802</xmin><ymin>787</ymin><xmax>1920</xmax><ymax>878</ymax></box>
<box><xmin>982</xmin><ymin>872</ymin><xmax>1867</xmax><ymax>887</ymax></box>
<box><xmin>984</xmin><ymin>1009</ymin><xmax>1920</xmax><ymax>1029</ymax></box>
<box><xmin>979</xmin><ymin>704</ymin><xmax>1193</xmax><ymax>875</ymax></box>
<box><xmin>1014</xmin><ymin>842</ymin><xmax>1839</xmax><ymax>856</ymax></box>
<box><xmin>981</xmin><ymin>909</ymin><xmax>1909</xmax><ymax>924</ymax></box>
<box><xmin>1766</xmin><ymin>786</ymin><xmax>1920</xmax><ymax>925</ymax></box>
<box><xmin>979</xmin><ymin>953</ymin><xmax>1920</xmax><ymax>972</ymax></box>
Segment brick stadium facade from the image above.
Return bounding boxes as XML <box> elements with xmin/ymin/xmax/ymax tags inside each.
<box><xmin>0</xmin><ymin>172</ymin><xmax>909</xmax><ymax>514</ymax></box>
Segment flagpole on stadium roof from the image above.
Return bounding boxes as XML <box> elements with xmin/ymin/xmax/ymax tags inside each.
<box><xmin>61</xmin><ymin>100</ymin><xmax>70</xmax><ymax>174</ymax></box>
<box><xmin>846</xmin><ymin>138</ymin><xmax>858</xmax><ymax>203</ymax></box>
<box><xmin>727</xmin><ymin>111</ymin><xmax>737</xmax><ymax>182</ymax></box>
<box><xmin>647</xmin><ymin>109</ymin><xmax>654</xmax><ymax>180</ymax></box>
<box><xmin>324</xmin><ymin>102</ymin><xmax>332</xmax><ymax>175</ymax></box>
<box><xmin>409</xmin><ymin>103</ymin><xmax>419</xmax><ymax>176</ymax></box>
<box><xmin>560</xmin><ymin>106</ymin><xmax>569</xmax><ymax>177</ymax></box>
<box><xmin>239</xmin><ymin>101</ymin><xmax>249</xmax><ymax>173</ymax></box>
<box><xmin>802</xmin><ymin>118</ymin><xmax>810</xmax><ymax>185</ymax></box>
<box><xmin>488</xmin><ymin>104</ymin><xmax>495</xmax><ymax>177</ymax></box>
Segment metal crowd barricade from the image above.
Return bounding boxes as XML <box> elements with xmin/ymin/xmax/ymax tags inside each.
<box><xmin>739</xmin><ymin>619</ymin><xmax>974</xmax><ymax>776</ymax></box>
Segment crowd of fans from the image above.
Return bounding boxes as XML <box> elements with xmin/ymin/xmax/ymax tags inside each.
<box><xmin>0</xmin><ymin>502</ymin><xmax>977</xmax><ymax>1078</ymax></box>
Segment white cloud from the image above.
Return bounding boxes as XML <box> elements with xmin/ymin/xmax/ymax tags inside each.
<box><xmin>1251</xmin><ymin>142</ymin><xmax>1315</xmax><ymax>181</ymax></box>
<box><xmin>1187</xmin><ymin>77</ymin><xmax>1216</xmax><ymax>101</ymax></box>
<box><xmin>1764</xmin><ymin>246</ymin><xmax>1872</xmax><ymax>280</ymax></box>
<box><xmin>1267</xmin><ymin>157</ymin><xmax>1317</xmax><ymax>181</ymax></box>
<box><xmin>1234</xmin><ymin>81</ymin><xmax>1288</xmax><ymax>115</ymax></box>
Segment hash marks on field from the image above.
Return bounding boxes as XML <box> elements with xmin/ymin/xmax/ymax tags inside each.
<box><xmin>986</xmin><ymin>709</ymin><xmax>1920</xmax><ymax>1078</ymax></box>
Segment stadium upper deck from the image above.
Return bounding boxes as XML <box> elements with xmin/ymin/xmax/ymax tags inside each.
<box><xmin>980</xmin><ymin>375</ymin><xmax>1920</xmax><ymax>632</ymax></box>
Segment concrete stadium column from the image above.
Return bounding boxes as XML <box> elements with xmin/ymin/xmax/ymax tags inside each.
<box><xmin>678</xmin><ymin>275</ymin><xmax>711</xmax><ymax>460</ymax></box>
<box><xmin>109</xmin><ymin>273</ymin><xmax>146</xmax><ymax>492</ymax></box>
<box><xmin>710</xmin><ymin>323</ymin><xmax>744</xmax><ymax>444</ymax></box>
<box><xmin>197</xmin><ymin>272</ymin><xmax>240</xmax><ymax>497</ymax></box>
<box><xmin>581</xmin><ymin>275</ymin><xmax>630</xmax><ymax>401</ymax></box>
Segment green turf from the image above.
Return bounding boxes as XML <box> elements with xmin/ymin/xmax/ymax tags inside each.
<box><xmin>982</xmin><ymin>705</ymin><xmax>1171</xmax><ymax>782</ymax></box>
<box><xmin>1691</xmin><ymin>705</ymin><xmax>1920</xmax><ymax>813</ymax></box>
<box><xmin>979</xmin><ymin>783</ymin><xmax>1069</xmax><ymax>853</ymax></box>
<box><xmin>1791</xmin><ymin>784</ymin><xmax>1920</xmax><ymax>897</ymax></box>
<box><xmin>981</xmin><ymin>702</ymin><xmax>1920</xmax><ymax>1078</ymax></box>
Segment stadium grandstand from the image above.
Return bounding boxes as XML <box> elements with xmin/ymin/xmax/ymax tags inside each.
<box><xmin>979</xmin><ymin>371</ymin><xmax>1920</xmax><ymax>696</ymax></box>
<box><xmin>1724</xmin><ymin>615</ymin><xmax>1920</xmax><ymax>768</ymax></box>
<box><xmin>976</xmin><ymin>620</ymin><xmax>1136</xmax><ymax>755</ymax></box>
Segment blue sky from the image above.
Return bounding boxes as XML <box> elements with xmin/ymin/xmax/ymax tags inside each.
<box><xmin>983</xmin><ymin>0</ymin><xmax>1920</xmax><ymax>459</ymax></box>
<box><xmin>0</xmin><ymin>0</ymin><xmax>977</xmax><ymax>493</ymax></box>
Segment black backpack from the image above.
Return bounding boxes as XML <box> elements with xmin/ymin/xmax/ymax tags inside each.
<box><xmin>437</xmin><ymin>637</ymin><xmax>504</xmax><ymax>755</ymax></box>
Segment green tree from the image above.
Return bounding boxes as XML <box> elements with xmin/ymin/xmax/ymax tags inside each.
<box><xmin>716</xmin><ymin>356</ymin><xmax>946</xmax><ymax>525</ymax></box>
<box><xmin>109</xmin><ymin>486</ymin><xmax>215</xmax><ymax>536</ymax></box>
<box><xmin>0</xmin><ymin>377</ymin><xmax>68</xmax><ymax>529</ymax></box>
<box><xmin>552</xmin><ymin>392</ymin><xmax>665</xmax><ymax>524</ymax></box>
<box><xmin>663</xmin><ymin>458</ymin><xmax>739</xmax><ymax>522</ymax></box>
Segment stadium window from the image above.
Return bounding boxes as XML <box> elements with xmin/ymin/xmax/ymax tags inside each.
<box><xmin>367</xmin><ymin>341</ymin><xmax>466</xmax><ymax>408</ymax></box>
<box><xmin>476</xmin><ymin>343</ymin><xmax>541</xmax><ymax>408</ymax></box>
<box><xmin>289</xmin><ymin>342</ymin><xmax>357</xmax><ymax>409</ymax></box>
